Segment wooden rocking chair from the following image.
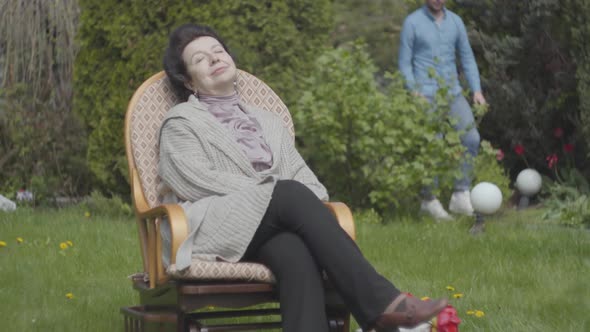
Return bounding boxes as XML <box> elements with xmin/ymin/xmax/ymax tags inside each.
<box><xmin>121</xmin><ymin>70</ymin><xmax>356</xmax><ymax>331</ymax></box>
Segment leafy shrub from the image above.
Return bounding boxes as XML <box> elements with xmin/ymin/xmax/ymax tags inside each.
<box><xmin>353</xmin><ymin>208</ymin><xmax>383</xmax><ymax>225</ymax></box>
<box><xmin>563</xmin><ymin>0</ymin><xmax>590</xmax><ymax>164</ymax></box>
<box><xmin>331</xmin><ymin>0</ymin><xmax>409</xmax><ymax>73</ymax></box>
<box><xmin>294</xmin><ymin>42</ymin><xmax>468</xmax><ymax>213</ymax></box>
<box><xmin>0</xmin><ymin>85</ymin><xmax>89</xmax><ymax>203</ymax></box>
<box><xmin>473</xmin><ymin>140</ymin><xmax>512</xmax><ymax>203</ymax></box>
<box><xmin>0</xmin><ymin>0</ymin><xmax>88</xmax><ymax>202</ymax></box>
<box><xmin>447</xmin><ymin>0</ymin><xmax>590</xmax><ymax>226</ymax></box>
<box><xmin>453</xmin><ymin>0</ymin><xmax>587</xmax><ymax>181</ymax></box>
<box><xmin>542</xmin><ymin>186</ymin><xmax>590</xmax><ymax>228</ymax></box>
<box><xmin>82</xmin><ymin>190</ymin><xmax>133</xmax><ymax>219</ymax></box>
<box><xmin>541</xmin><ymin>165</ymin><xmax>590</xmax><ymax>228</ymax></box>
<box><xmin>75</xmin><ymin>0</ymin><xmax>333</xmax><ymax>196</ymax></box>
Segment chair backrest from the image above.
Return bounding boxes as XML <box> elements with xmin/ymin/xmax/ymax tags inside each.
<box><xmin>125</xmin><ymin>70</ymin><xmax>293</xmax><ymax>209</ymax></box>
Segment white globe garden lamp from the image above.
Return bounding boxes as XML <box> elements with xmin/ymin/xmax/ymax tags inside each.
<box><xmin>471</xmin><ymin>182</ymin><xmax>503</xmax><ymax>214</ymax></box>
<box><xmin>515</xmin><ymin>168</ymin><xmax>542</xmax><ymax>209</ymax></box>
<box><xmin>469</xmin><ymin>182</ymin><xmax>503</xmax><ymax>234</ymax></box>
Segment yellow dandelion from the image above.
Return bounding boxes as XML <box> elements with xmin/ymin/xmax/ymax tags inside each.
<box><xmin>453</xmin><ymin>293</ymin><xmax>464</xmax><ymax>299</ymax></box>
<box><xmin>445</xmin><ymin>285</ymin><xmax>455</xmax><ymax>291</ymax></box>
<box><xmin>66</xmin><ymin>240</ymin><xmax>73</xmax><ymax>247</ymax></box>
<box><xmin>475</xmin><ymin>310</ymin><xmax>485</xmax><ymax>318</ymax></box>
<box><xmin>466</xmin><ymin>310</ymin><xmax>475</xmax><ymax>315</ymax></box>
<box><xmin>59</xmin><ymin>242</ymin><xmax>68</xmax><ymax>250</ymax></box>
<box><xmin>421</xmin><ymin>296</ymin><xmax>431</xmax><ymax>301</ymax></box>
<box><xmin>16</xmin><ymin>237</ymin><xmax>24</xmax><ymax>244</ymax></box>
<box><xmin>0</xmin><ymin>241</ymin><xmax>7</xmax><ymax>247</ymax></box>
<box><xmin>66</xmin><ymin>293</ymin><xmax>74</xmax><ymax>300</ymax></box>
<box><xmin>84</xmin><ymin>211</ymin><xmax>91</xmax><ymax>218</ymax></box>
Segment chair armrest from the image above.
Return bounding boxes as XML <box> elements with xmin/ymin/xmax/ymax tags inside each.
<box><xmin>133</xmin><ymin>203</ymin><xmax>189</xmax><ymax>288</ymax></box>
<box><xmin>324</xmin><ymin>202</ymin><xmax>356</xmax><ymax>241</ymax></box>
<box><xmin>131</xmin><ymin>168</ymin><xmax>188</xmax><ymax>266</ymax></box>
<box><xmin>136</xmin><ymin>204</ymin><xmax>188</xmax><ymax>266</ymax></box>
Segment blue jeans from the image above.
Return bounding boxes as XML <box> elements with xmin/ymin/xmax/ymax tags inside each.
<box><xmin>422</xmin><ymin>94</ymin><xmax>480</xmax><ymax>199</ymax></box>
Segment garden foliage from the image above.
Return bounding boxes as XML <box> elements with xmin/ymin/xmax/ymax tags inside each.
<box><xmin>83</xmin><ymin>190</ymin><xmax>133</xmax><ymax>219</ymax></box>
<box><xmin>450</xmin><ymin>0</ymin><xmax>590</xmax><ymax>226</ymax></box>
<box><xmin>0</xmin><ymin>86</ymin><xmax>89</xmax><ymax>202</ymax></box>
<box><xmin>0</xmin><ymin>0</ymin><xmax>88</xmax><ymax>202</ymax></box>
<box><xmin>74</xmin><ymin>0</ymin><xmax>333</xmax><ymax>195</ymax></box>
<box><xmin>4</xmin><ymin>0</ymin><xmax>584</xmax><ymax>219</ymax></box>
<box><xmin>293</xmin><ymin>42</ymin><xmax>509</xmax><ymax>213</ymax></box>
<box><xmin>472</xmin><ymin>140</ymin><xmax>512</xmax><ymax>203</ymax></box>
<box><xmin>563</xmin><ymin>0</ymin><xmax>590</xmax><ymax>158</ymax></box>
<box><xmin>331</xmin><ymin>0</ymin><xmax>409</xmax><ymax>73</ymax></box>
<box><xmin>453</xmin><ymin>0</ymin><xmax>586</xmax><ymax>179</ymax></box>
<box><xmin>542</xmin><ymin>168</ymin><xmax>590</xmax><ymax>228</ymax></box>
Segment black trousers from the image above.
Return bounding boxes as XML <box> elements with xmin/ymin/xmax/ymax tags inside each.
<box><xmin>243</xmin><ymin>180</ymin><xmax>400</xmax><ymax>331</ymax></box>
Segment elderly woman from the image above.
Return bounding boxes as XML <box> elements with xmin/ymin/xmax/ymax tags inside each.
<box><xmin>159</xmin><ymin>23</ymin><xmax>447</xmax><ymax>332</ymax></box>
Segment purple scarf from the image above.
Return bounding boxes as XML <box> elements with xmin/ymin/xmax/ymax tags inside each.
<box><xmin>199</xmin><ymin>93</ymin><xmax>273</xmax><ymax>171</ymax></box>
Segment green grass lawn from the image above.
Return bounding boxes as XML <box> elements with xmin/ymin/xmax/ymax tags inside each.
<box><xmin>0</xmin><ymin>206</ymin><xmax>588</xmax><ymax>331</ymax></box>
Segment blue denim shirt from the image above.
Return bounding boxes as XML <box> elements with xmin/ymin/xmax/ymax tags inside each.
<box><xmin>398</xmin><ymin>6</ymin><xmax>481</xmax><ymax>97</ymax></box>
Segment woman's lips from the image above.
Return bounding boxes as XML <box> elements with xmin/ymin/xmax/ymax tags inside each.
<box><xmin>211</xmin><ymin>66</ymin><xmax>227</xmax><ymax>76</ymax></box>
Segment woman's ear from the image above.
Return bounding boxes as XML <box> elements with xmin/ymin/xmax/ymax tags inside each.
<box><xmin>184</xmin><ymin>80</ymin><xmax>194</xmax><ymax>92</ymax></box>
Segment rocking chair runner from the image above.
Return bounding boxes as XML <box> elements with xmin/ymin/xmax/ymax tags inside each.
<box><xmin>121</xmin><ymin>70</ymin><xmax>356</xmax><ymax>331</ymax></box>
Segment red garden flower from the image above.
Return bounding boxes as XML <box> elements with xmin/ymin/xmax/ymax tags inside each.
<box><xmin>553</xmin><ymin>127</ymin><xmax>564</xmax><ymax>138</ymax></box>
<box><xmin>546</xmin><ymin>154</ymin><xmax>558</xmax><ymax>169</ymax></box>
<box><xmin>496</xmin><ymin>149</ymin><xmax>505</xmax><ymax>161</ymax></box>
<box><xmin>514</xmin><ymin>144</ymin><xmax>525</xmax><ymax>156</ymax></box>
<box><xmin>563</xmin><ymin>143</ymin><xmax>574</xmax><ymax>153</ymax></box>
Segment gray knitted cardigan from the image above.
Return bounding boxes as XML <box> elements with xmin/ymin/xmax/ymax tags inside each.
<box><xmin>158</xmin><ymin>95</ymin><xmax>328</xmax><ymax>270</ymax></box>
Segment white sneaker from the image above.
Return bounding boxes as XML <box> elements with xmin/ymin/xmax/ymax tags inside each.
<box><xmin>420</xmin><ymin>199</ymin><xmax>453</xmax><ymax>221</ymax></box>
<box><xmin>448</xmin><ymin>190</ymin><xmax>474</xmax><ymax>216</ymax></box>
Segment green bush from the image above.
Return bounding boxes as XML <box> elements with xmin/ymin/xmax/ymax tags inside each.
<box><xmin>75</xmin><ymin>0</ymin><xmax>333</xmax><ymax>195</ymax></box>
<box><xmin>0</xmin><ymin>0</ymin><xmax>88</xmax><ymax>201</ymax></box>
<box><xmin>541</xmin><ymin>164</ymin><xmax>590</xmax><ymax>228</ymax></box>
<box><xmin>453</xmin><ymin>0</ymin><xmax>587</xmax><ymax>180</ymax></box>
<box><xmin>353</xmin><ymin>208</ymin><xmax>383</xmax><ymax>225</ymax></box>
<box><xmin>82</xmin><ymin>190</ymin><xmax>133</xmax><ymax>219</ymax></box>
<box><xmin>294</xmin><ymin>42</ymin><xmax>467</xmax><ymax>213</ymax></box>
<box><xmin>542</xmin><ymin>184</ymin><xmax>590</xmax><ymax>229</ymax></box>
<box><xmin>564</xmin><ymin>0</ymin><xmax>590</xmax><ymax>160</ymax></box>
<box><xmin>473</xmin><ymin>140</ymin><xmax>512</xmax><ymax>203</ymax></box>
<box><xmin>0</xmin><ymin>85</ymin><xmax>89</xmax><ymax>203</ymax></box>
<box><xmin>331</xmin><ymin>0</ymin><xmax>409</xmax><ymax>73</ymax></box>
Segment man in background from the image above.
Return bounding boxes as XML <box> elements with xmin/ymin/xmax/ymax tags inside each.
<box><xmin>398</xmin><ymin>0</ymin><xmax>486</xmax><ymax>220</ymax></box>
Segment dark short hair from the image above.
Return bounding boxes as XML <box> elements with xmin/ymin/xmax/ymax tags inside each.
<box><xmin>163</xmin><ymin>24</ymin><xmax>232</xmax><ymax>100</ymax></box>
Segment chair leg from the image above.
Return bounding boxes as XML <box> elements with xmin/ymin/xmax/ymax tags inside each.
<box><xmin>177</xmin><ymin>311</ymin><xmax>188</xmax><ymax>332</ymax></box>
<box><xmin>121</xmin><ymin>306</ymin><xmax>180</xmax><ymax>332</ymax></box>
<box><xmin>342</xmin><ymin>314</ymin><xmax>350</xmax><ymax>332</ymax></box>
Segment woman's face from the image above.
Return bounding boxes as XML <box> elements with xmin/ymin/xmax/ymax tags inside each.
<box><xmin>182</xmin><ymin>36</ymin><xmax>237</xmax><ymax>96</ymax></box>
